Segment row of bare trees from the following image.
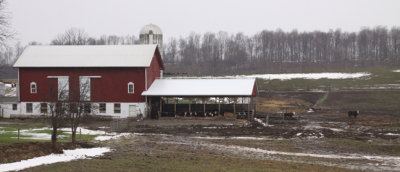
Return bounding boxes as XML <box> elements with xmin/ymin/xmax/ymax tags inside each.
<box><xmin>0</xmin><ymin>0</ymin><xmax>13</xmax><ymax>49</ymax></box>
<box><xmin>163</xmin><ymin>27</ymin><xmax>400</xmax><ymax>74</ymax></box>
<box><xmin>51</xmin><ymin>28</ymin><xmax>139</xmax><ymax>45</ymax></box>
<box><xmin>2</xmin><ymin>26</ymin><xmax>400</xmax><ymax>74</ymax></box>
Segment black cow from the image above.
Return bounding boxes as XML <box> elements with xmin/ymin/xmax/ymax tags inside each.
<box><xmin>348</xmin><ymin>110</ymin><xmax>359</xmax><ymax>118</ymax></box>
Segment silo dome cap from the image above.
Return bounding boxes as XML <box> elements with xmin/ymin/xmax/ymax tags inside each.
<box><xmin>140</xmin><ymin>24</ymin><xmax>162</xmax><ymax>35</ymax></box>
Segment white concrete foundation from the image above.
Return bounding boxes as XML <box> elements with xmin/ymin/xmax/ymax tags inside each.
<box><xmin>0</xmin><ymin>102</ymin><xmax>147</xmax><ymax>118</ymax></box>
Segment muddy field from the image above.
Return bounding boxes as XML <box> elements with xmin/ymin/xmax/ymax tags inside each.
<box><xmin>2</xmin><ymin>90</ymin><xmax>400</xmax><ymax>171</ymax></box>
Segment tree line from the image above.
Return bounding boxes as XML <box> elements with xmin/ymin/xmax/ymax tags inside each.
<box><xmin>1</xmin><ymin>27</ymin><xmax>400</xmax><ymax>75</ymax></box>
<box><xmin>162</xmin><ymin>27</ymin><xmax>400</xmax><ymax>74</ymax></box>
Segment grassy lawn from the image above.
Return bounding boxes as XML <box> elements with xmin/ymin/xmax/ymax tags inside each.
<box><xmin>326</xmin><ymin>138</ymin><xmax>400</xmax><ymax>156</ymax></box>
<box><xmin>0</xmin><ymin>125</ymin><xmax>101</xmax><ymax>144</ymax></box>
<box><xmin>320</xmin><ymin>91</ymin><xmax>400</xmax><ymax>111</ymax></box>
<box><xmin>26</xmin><ymin>145</ymin><xmax>359</xmax><ymax>172</ymax></box>
<box><xmin>258</xmin><ymin>67</ymin><xmax>400</xmax><ymax>91</ymax></box>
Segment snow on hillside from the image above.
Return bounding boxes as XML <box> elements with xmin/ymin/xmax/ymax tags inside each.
<box><xmin>233</xmin><ymin>72</ymin><xmax>370</xmax><ymax>80</ymax></box>
<box><xmin>393</xmin><ymin>70</ymin><xmax>400</xmax><ymax>72</ymax></box>
<box><xmin>173</xmin><ymin>72</ymin><xmax>370</xmax><ymax>80</ymax></box>
<box><xmin>4</xmin><ymin>84</ymin><xmax>16</xmax><ymax>97</ymax></box>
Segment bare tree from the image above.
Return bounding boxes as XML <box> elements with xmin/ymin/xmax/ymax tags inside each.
<box><xmin>0</xmin><ymin>0</ymin><xmax>13</xmax><ymax>49</ymax></box>
<box><xmin>46</xmin><ymin>82</ymin><xmax>68</xmax><ymax>150</ymax></box>
<box><xmin>66</xmin><ymin>78</ymin><xmax>97</xmax><ymax>144</ymax></box>
<box><xmin>51</xmin><ymin>28</ymin><xmax>89</xmax><ymax>45</ymax></box>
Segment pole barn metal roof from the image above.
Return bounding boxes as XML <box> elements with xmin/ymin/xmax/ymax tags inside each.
<box><xmin>142</xmin><ymin>78</ymin><xmax>257</xmax><ymax>97</ymax></box>
<box><xmin>13</xmin><ymin>44</ymin><xmax>162</xmax><ymax>68</ymax></box>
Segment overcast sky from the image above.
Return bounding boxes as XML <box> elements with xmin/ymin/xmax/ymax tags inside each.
<box><xmin>7</xmin><ymin>0</ymin><xmax>400</xmax><ymax>45</ymax></box>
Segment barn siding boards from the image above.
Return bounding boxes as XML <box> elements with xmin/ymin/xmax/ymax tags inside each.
<box><xmin>19</xmin><ymin>67</ymin><xmax>146</xmax><ymax>102</ymax></box>
<box><xmin>146</xmin><ymin>54</ymin><xmax>162</xmax><ymax>89</ymax></box>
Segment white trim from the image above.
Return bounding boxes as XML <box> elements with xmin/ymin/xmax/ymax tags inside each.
<box><xmin>17</xmin><ymin>69</ymin><xmax>20</xmax><ymax>101</ymax></box>
<box><xmin>145</xmin><ymin>68</ymin><xmax>148</xmax><ymax>90</ymax></box>
<box><xmin>80</xmin><ymin>76</ymin><xmax>101</xmax><ymax>78</ymax></box>
<box><xmin>47</xmin><ymin>76</ymin><xmax>69</xmax><ymax>79</ymax></box>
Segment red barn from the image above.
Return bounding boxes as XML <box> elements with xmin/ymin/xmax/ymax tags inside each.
<box><xmin>12</xmin><ymin>44</ymin><xmax>163</xmax><ymax>118</ymax></box>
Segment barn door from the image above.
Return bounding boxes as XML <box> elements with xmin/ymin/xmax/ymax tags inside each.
<box><xmin>129</xmin><ymin>105</ymin><xmax>137</xmax><ymax>117</ymax></box>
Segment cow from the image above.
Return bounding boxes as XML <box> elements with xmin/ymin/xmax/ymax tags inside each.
<box><xmin>348</xmin><ymin>110</ymin><xmax>359</xmax><ymax>118</ymax></box>
<box><xmin>283</xmin><ymin>112</ymin><xmax>295</xmax><ymax>120</ymax></box>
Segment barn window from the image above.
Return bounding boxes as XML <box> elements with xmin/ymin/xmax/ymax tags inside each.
<box><xmin>84</xmin><ymin>103</ymin><xmax>91</xmax><ymax>114</ymax></box>
<box><xmin>99</xmin><ymin>103</ymin><xmax>106</xmax><ymax>113</ymax></box>
<box><xmin>26</xmin><ymin>103</ymin><xmax>33</xmax><ymax>113</ymax></box>
<box><xmin>58</xmin><ymin>77</ymin><xmax>69</xmax><ymax>101</ymax></box>
<box><xmin>128</xmin><ymin>82</ymin><xmax>134</xmax><ymax>94</ymax></box>
<box><xmin>114</xmin><ymin>103</ymin><xmax>121</xmax><ymax>114</ymax></box>
<box><xmin>40</xmin><ymin>103</ymin><xmax>47</xmax><ymax>114</ymax></box>
<box><xmin>30</xmin><ymin>82</ymin><xmax>37</xmax><ymax>93</ymax></box>
<box><xmin>80</xmin><ymin>76</ymin><xmax>91</xmax><ymax>101</ymax></box>
<box><xmin>12</xmin><ymin>104</ymin><xmax>17</xmax><ymax>111</ymax></box>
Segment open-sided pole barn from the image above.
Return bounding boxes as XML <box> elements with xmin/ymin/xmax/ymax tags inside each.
<box><xmin>142</xmin><ymin>78</ymin><xmax>257</xmax><ymax>119</ymax></box>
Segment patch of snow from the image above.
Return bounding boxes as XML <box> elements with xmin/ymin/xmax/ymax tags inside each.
<box><xmin>191</xmin><ymin>136</ymin><xmax>278</xmax><ymax>141</ymax></box>
<box><xmin>180</xmin><ymin>72</ymin><xmax>371</xmax><ymax>80</ymax></box>
<box><xmin>203</xmin><ymin>126</ymin><xmax>218</xmax><ymax>129</ymax></box>
<box><xmin>11</xmin><ymin>128</ymin><xmax>67</xmax><ymax>140</ymax></box>
<box><xmin>0</xmin><ymin>147</ymin><xmax>111</xmax><ymax>172</ymax></box>
<box><xmin>384</xmin><ymin>133</ymin><xmax>400</xmax><ymax>136</ymax></box>
<box><xmin>11</xmin><ymin>133</ymin><xmax>66</xmax><ymax>140</ymax></box>
<box><xmin>304</xmin><ymin>124</ymin><xmax>343</xmax><ymax>132</ymax></box>
<box><xmin>94</xmin><ymin>133</ymin><xmax>131</xmax><ymax>141</ymax></box>
<box><xmin>296</xmin><ymin>133</ymin><xmax>302</xmax><ymax>136</ymax></box>
<box><xmin>254</xmin><ymin>118</ymin><xmax>273</xmax><ymax>127</ymax></box>
<box><xmin>235</xmin><ymin>72</ymin><xmax>370</xmax><ymax>80</ymax></box>
<box><xmin>60</xmin><ymin>127</ymin><xmax>106</xmax><ymax>135</ymax></box>
<box><xmin>191</xmin><ymin>136</ymin><xmax>226</xmax><ymax>140</ymax></box>
<box><xmin>4</xmin><ymin>87</ymin><xmax>16</xmax><ymax>97</ymax></box>
<box><xmin>329</xmin><ymin>128</ymin><xmax>344</xmax><ymax>132</ymax></box>
<box><xmin>132</xmin><ymin>133</ymin><xmax>173</xmax><ymax>137</ymax></box>
<box><xmin>5</xmin><ymin>127</ymin><xmax>107</xmax><ymax>141</ymax></box>
<box><xmin>393</xmin><ymin>70</ymin><xmax>400</xmax><ymax>72</ymax></box>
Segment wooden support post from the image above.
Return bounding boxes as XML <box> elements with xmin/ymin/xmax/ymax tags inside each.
<box><xmin>188</xmin><ymin>98</ymin><xmax>191</xmax><ymax>114</ymax></box>
<box><xmin>159</xmin><ymin>97</ymin><xmax>162</xmax><ymax>118</ymax></box>
<box><xmin>218</xmin><ymin>97</ymin><xmax>221</xmax><ymax>115</ymax></box>
<box><xmin>80</xmin><ymin>128</ymin><xmax>82</xmax><ymax>139</ymax></box>
<box><xmin>203</xmin><ymin>97</ymin><xmax>206</xmax><ymax>117</ymax></box>
<box><xmin>233</xmin><ymin>98</ymin><xmax>236</xmax><ymax>114</ymax></box>
<box><xmin>148</xmin><ymin>97</ymin><xmax>152</xmax><ymax>117</ymax></box>
<box><xmin>174</xmin><ymin>98</ymin><xmax>177</xmax><ymax>116</ymax></box>
<box><xmin>247</xmin><ymin>97</ymin><xmax>251</xmax><ymax>120</ymax></box>
<box><xmin>241</xmin><ymin>97</ymin><xmax>244</xmax><ymax>113</ymax></box>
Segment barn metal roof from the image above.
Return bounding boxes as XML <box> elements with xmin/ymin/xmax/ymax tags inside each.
<box><xmin>13</xmin><ymin>44</ymin><xmax>160</xmax><ymax>68</ymax></box>
<box><xmin>142</xmin><ymin>78</ymin><xmax>257</xmax><ymax>97</ymax></box>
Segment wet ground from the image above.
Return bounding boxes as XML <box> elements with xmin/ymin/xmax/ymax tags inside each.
<box><xmin>112</xmin><ymin>110</ymin><xmax>400</xmax><ymax>171</ymax></box>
